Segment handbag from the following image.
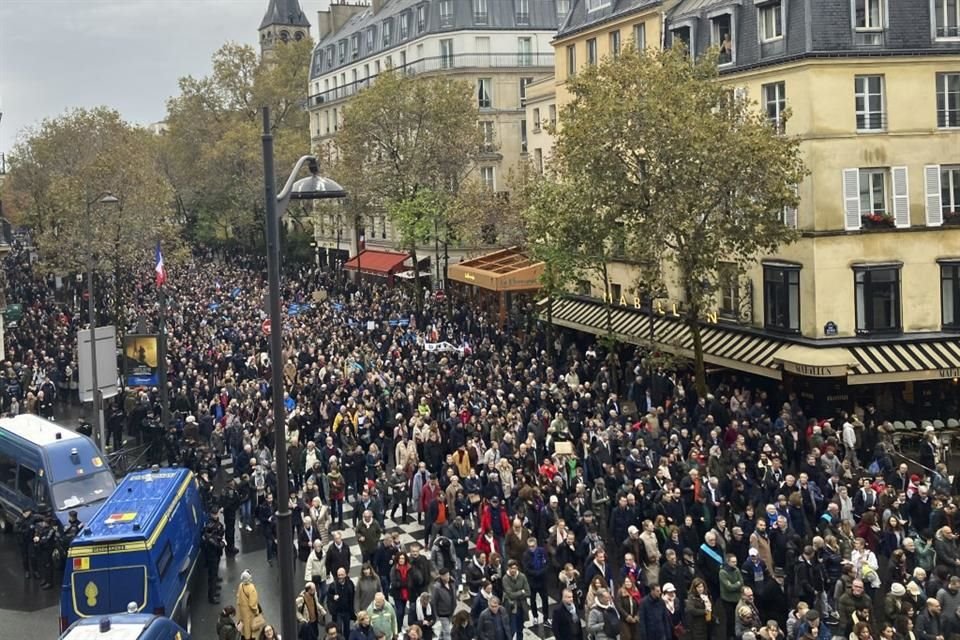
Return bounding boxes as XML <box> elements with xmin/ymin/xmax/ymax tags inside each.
<box><xmin>251</xmin><ymin>605</ymin><xmax>266</xmax><ymax>635</ymax></box>
<box><xmin>672</xmin><ymin>622</ymin><xmax>685</xmax><ymax>639</ymax></box>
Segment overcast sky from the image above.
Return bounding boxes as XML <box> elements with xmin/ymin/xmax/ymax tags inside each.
<box><xmin>0</xmin><ymin>0</ymin><xmax>329</xmax><ymax>152</ymax></box>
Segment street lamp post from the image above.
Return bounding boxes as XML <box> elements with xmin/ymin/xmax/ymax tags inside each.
<box><xmin>260</xmin><ymin>106</ymin><xmax>346</xmax><ymax>640</ymax></box>
<box><xmin>86</xmin><ymin>193</ymin><xmax>119</xmax><ymax>451</ymax></box>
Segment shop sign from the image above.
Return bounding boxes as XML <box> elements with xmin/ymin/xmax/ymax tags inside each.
<box><xmin>824</xmin><ymin>321</ymin><xmax>838</xmax><ymax>336</ymax></box>
<box><xmin>782</xmin><ymin>362</ymin><xmax>845</xmax><ymax>378</ymax></box>
<box><xmin>600</xmin><ymin>293</ymin><xmax>718</xmax><ymax>324</ymax></box>
<box><xmin>939</xmin><ymin>368</ymin><xmax>960</xmax><ymax>379</ymax></box>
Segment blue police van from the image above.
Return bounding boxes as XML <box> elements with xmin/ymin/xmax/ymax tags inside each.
<box><xmin>59</xmin><ymin>613</ymin><xmax>190</xmax><ymax>640</ymax></box>
<box><xmin>60</xmin><ymin>467</ymin><xmax>206</xmax><ymax>634</ymax></box>
<box><xmin>0</xmin><ymin>415</ymin><xmax>116</xmax><ymax>531</ymax></box>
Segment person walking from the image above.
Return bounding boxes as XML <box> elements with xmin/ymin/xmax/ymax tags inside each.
<box><xmin>236</xmin><ymin>570</ymin><xmax>264</xmax><ymax>640</ymax></box>
<box><xmin>367</xmin><ymin>592</ymin><xmax>399</xmax><ymax>640</ymax></box>
<box><xmin>552</xmin><ymin>588</ymin><xmax>584</xmax><ymax>640</ymax></box>
<box><xmin>477</xmin><ymin>596</ymin><xmax>512</xmax><ymax>640</ymax></box>
<box><xmin>327</xmin><ymin>567</ymin><xmax>356</xmax><ymax>639</ymax></box>
<box><xmin>501</xmin><ymin>560</ymin><xmax>530</xmax><ymax>640</ymax></box>
<box><xmin>431</xmin><ymin>568</ymin><xmax>456</xmax><ymax>640</ymax></box>
<box><xmin>297</xmin><ymin>581</ymin><xmax>327</xmax><ymax>640</ymax></box>
<box><xmin>586</xmin><ymin>588</ymin><xmax>620</xmax><ymax>640</ymax></box>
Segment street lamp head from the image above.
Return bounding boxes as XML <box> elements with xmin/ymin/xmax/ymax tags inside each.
<box><xmin>98</xmin><ymin>194</ymin><xmax>120</xmax><ymax>205</ymax></box>
<box><xmin>289</xmin><ymin>173</ymin><xmax>346</xmax><ymax>200</ymax></box>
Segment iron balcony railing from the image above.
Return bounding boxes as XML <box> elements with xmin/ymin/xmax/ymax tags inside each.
<box><xmin>309</xmin><ymin>52</ymin><xmax>554</xmax><ymax>107</ymax></box>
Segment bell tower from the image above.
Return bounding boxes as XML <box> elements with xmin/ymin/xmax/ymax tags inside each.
<box><xmin>259</xmin><ymin>0</ymin><xmax>311</xmax><ymax>58</ymax></box>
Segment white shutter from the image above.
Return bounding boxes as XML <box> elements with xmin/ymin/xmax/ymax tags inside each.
<box><xmin>892</xmin><ymin>166</ymin><xmax>910</xmax><ymax>229</ymax></box>
<box><xmin>782</xmin><ymin>184</ymin><xmax>799</xmax><ymax>229</ymax></box>
<box><xmin>843</xmin><ymin>168</ymin><xmax>862</xmax><ymax>230</ymax></box>
<box><xmin>925</xmin><ymin>164</ymin><xmax>943</xmax><ymax>227</ymax></box>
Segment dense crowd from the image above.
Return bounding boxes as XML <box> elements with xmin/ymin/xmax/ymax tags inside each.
<box><xmin>5</xmin><ymin>241</ymin><xmax>960</xmax><ymax>640</ymax></box>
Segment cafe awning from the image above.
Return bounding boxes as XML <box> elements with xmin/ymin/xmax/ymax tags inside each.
<box><xmin>847</xmin><ymin>339</ymin><xmax>960</xmax><ymax>384</ymax></box>
<box><xmin>774</xmin><ymin>344</ymin><xmax>857</xmax><ymax>378</ymax></box>
<box><xmin>342</xmin><ymin>250</ymin><xmax>410</xmax><ymax>275</ymax></box>
<box><xmin>448</xmin><ymin>247</ymin><xmax>544</xmax><ymax>292</ymax></box>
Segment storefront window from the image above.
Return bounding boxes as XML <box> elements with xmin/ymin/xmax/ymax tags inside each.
<box><xmin>942</xmin><ymin>262</ymin><xmax>960</xmax><ymax>329</ymax></box>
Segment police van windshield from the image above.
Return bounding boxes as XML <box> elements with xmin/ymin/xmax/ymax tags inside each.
<box><xmin>53</xmin><ymin>471</ymin><xmax>115</xmax><ymax>511</ymax></box>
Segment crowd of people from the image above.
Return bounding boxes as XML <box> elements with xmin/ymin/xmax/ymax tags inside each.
<box><xmin>5</xmin><ymin>240</ymin><xmax>960</xmax><ymax>640</ymax></box>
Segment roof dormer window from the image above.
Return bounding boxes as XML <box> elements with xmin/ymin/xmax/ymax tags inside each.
<box><xmin>399</xmin><ymin>12</ymin><xmax>411</xmax><ymax>39</ymax></box>
<box><xmin>338</xmin><ymin>40</ymin><xmax>346</xmax><ymax>63</ymax></box>
<box><xmin>382</xmin><ymin>19</ymin><xmax>393</xmax><ymax>47</ymax></box>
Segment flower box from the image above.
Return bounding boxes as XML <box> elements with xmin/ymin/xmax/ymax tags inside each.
<box><xmin>861</xmin><ymin>213</ymin><xmax>895</xmax><ymax>229</ymax></box>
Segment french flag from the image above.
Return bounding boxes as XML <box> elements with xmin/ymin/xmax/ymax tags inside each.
<box><xmin>155</xmin><ymin>242</ymin><xmax>166</xmax><ymax>287</ymax></box>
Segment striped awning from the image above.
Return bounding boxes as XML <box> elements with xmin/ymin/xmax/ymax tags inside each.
<box><xmin>542</xmin><ymin>297</ymin><xmax>786</xmax><ymax>379</ymax></box>
<box><xmin>848</xmin><ymin>339</ymin><xmax>960</xmax><ymax>384</ymax></box>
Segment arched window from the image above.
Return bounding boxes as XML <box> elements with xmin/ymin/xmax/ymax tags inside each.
<box><xmin>280</xmin><ymin>30</ymin><xmax>290</xmax><ymax>42</ymax></box>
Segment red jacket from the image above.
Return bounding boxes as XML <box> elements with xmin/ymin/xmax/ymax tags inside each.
<box><xmin>479</xmin><ymin>504</ymin><xmax>510</xmax><ymax>537</ymax></box>
<box><xmin>475</xmin><ymin>533</ymin><xmax>499</xmax><ymax>557</ymax></box>
<box><xmin>420</xmin><ymin>482</ymin><xmax>441</xmax><ymax>512</ymax></box>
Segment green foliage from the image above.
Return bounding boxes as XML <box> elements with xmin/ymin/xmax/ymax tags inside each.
<box><xmin>548</xmin><ymin>45</ymin><xmax>808</xmax><ymax>392</ymax></box>
<box><xmin>160</xmin><ymin>39</ymin><xmax>314</xmax><ymax>247</ymax></box>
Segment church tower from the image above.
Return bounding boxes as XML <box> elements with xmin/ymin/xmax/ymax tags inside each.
<box><xmin>259</xmin><ymin>0</ymin><xmax>311</xmax><ymax>58</ymax></box>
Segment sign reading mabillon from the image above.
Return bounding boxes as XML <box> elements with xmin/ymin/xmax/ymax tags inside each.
<box><xmin>781</xmin><ymin>362</ymin><xmax>847</xmax><ymax>378</ymax></box>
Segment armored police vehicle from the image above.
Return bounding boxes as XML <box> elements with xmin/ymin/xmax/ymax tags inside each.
<box><xmin>59</xmin><ymin>613</ymin><xmax>190</xmax><ymax>640</ymax></box>
<box><xmin>60</xmin><ymin>467</ymin><xmax>206</xmax><ymax>633</ymax></box>
<box><xmin>0</xmin><ymin>414</ymin><xmax>116</xmax><ymax>530</ymax></box>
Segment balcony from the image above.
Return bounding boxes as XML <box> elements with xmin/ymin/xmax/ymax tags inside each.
<box><xmin>308</xmin><ymin>52</ymin><xmax>555</xmax><ymax>107</ymax></box>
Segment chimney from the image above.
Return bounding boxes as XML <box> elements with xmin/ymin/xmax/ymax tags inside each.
<box><xmin>330</xmin><ymin>3</ymin><xmax>365</xmax><ymax>33</ymax></box>
<box><xmin>317</xmin><ymin>9</ymin><xmax>333</xmax><ymax>40</ymax></box>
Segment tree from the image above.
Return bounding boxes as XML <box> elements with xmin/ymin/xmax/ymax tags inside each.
<box><xmin>4</xmin><ymin>107</ymin><xmax>178</xmax><ymax>336</ymax></box>
<box><xmin>160</xmin><ymin>39</ymin><xmax>314</xmax><ymax>248</ymax></box>
<box><xmin>550</xmin><ymin>45</ymin><xmax>807</xmax><ymax>395</ymax></box>
<box><xmin>332</xmin><ymin>71</ymin><xmax>482</xmax><ymax>316</ymax></box>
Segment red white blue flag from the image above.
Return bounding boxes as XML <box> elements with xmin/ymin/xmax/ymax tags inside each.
<box><xmin>155</xmin><ymin>242</ymin><xmax>166</xmax><ymax>287</ymax></box>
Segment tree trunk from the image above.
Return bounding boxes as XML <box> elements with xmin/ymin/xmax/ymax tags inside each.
<box><xmin>601</xmin><ymin>261</ymin><xmax>613</xmax><ymax>338</ymax></box>
<box><xmin>546</xmin><ymin>294</ymin><xmax>555</xmax><ymax>368</ymax></box>
<box><xmin>688</xmin><ymin>309</ymin><xmax>708</xmax><ymax>398</ymax></box>
<box><xmin>410</xmin><ymin>243</ymin><xmax>423</xmax><ymax>320</ymax></box>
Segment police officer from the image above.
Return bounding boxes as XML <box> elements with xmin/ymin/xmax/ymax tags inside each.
<box><xmin>14</xmin><ymin>508</ymin><xmax>38</xmax><ymax>579</ymax></box>
<box><xmin>34</xmin><ymin>515</ymin><xmax>60</xmax><ymax>589</ymax></box>
<box><xmin>63</xmin><ymin>510</ymin><xmax>82</xmax><ymax>551</ymax></box>
<box><xmin>203</xmin><ymin>507</ymin><xmax>226</xmax><ymax>604</ymax></box>
<box><xmin>220</xmin><ymin>479</ymin><xmax>241</xmax><ymax>556</ymax></box>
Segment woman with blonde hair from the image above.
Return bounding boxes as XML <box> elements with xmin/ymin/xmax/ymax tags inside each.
<box><xmin>497</xmin><ymin>459</ymin><xmax>514</xmax><ymax>497</ymax></box>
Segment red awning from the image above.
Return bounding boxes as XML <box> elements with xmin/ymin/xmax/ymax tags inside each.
<box><xmin>342</xmin><ymin>250</ymin><xmax>410</xmax><ymax>275</ymax></box>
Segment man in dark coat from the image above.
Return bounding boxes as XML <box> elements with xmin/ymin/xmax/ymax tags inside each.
<box><xmin>551</xmin><ymin>588</ymin><xmax>584</xmax><ymax>640</ymax></box>
<box><xmin>326</xmin><ymin>567</ymin><xmax>356</xmax><ymax>638</ymax></box>
<box><xmin>477</xmin><ymin>596</ymin><xmax>512</xmax><ymax>640</ymax></box>
<box><xmin>639</xmin><ymin>584</ymin><xmax>672</xmax><ymax>640</ymax></box>
<box><xmin>325</xmin><ymin>531</ymin><xmax>352</xmax><ymax>578</ymax></box>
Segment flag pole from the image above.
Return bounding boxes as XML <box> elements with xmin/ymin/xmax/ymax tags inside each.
<box><xmin>156</xmin><ymin>243</ymin><xmax>170</xmax><ymax>428</ymax></box>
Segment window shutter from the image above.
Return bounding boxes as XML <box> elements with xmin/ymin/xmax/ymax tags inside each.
<box><xmin>892</xmin><ymin>166</ymin><xmax>910</xmax><ymax>229</ymax></box>
<box><xmin>925</xmin><ymin>164</ymin><xmax>943</xmax><ymax>227</ymax></box>
<box><xmin>783</xmin><ymin>184</ymin><xmax>799</xmax><ymax>229</ymax></box>
<box><xmin>843</xmin><ymin>168</ymin><xmax>861</xmax><ymax>230</ymax></box>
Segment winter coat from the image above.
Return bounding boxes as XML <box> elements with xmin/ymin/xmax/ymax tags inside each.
<box><xmin>356</xmin><ymin>575</ymin><xmax>381</xmax><ymax>613</ymax></box>
<box><xmin>684</xmin><ymin>593</ymin><xmax>712</xmax><ymax>640</ymax></box>
<box><xmin>639</xmin><ymin>596</ymin><xmax>672</xmax><ymax>640</ymax></box>
<box><xmin>235</xmin><ymin>582</ymin><xmax>260</xmax><ymax>640</ymax></box>
<box><xmin>586</xmin><ymin>603</ymin><xmax>620</xmax><ymax>640</ymax></box>
<box><xmin>476</xmin><ymin>606</ymin><xmax>511</xmax><ymax>640</ymax></box>
<box><xmin>501</xmin><ymin>571</ymin><xmax>530</xmax><ymax>615</ymax></box>
<box><xmin>305</xmin><ymin>549</ymin><xmax>325</xmax><ymax>582</ymax></box>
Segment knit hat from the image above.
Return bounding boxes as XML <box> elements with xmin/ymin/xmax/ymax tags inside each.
<box><xmin>241</xmin><ymin>570</ymin><xmax>253</xmax><ymax>583</ymax></box>
<box><xmin>891</xmin><ymin>583</ymin><xmax>906</xmax><ymax>596</ymax></box>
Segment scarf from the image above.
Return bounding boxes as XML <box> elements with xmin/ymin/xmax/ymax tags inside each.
<box><xmin>416</xmin><ymin>597</ymin><xmax>433</xmax><ymax>621</ymax></box>
<box><xmin>699</xmin><ymin>542</ymin><xmax>723</xmax><ymax>565</ymax></box>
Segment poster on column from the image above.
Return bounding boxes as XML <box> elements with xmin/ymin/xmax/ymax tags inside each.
<box><xmin>123</xmin><ymin>334</ymin><xmax>159</xmax><ymax>387</ymax></box>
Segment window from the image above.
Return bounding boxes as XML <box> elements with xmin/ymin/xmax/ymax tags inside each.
<box><xmin>854</xmin><ymin>0</ymin><xmax>884</xmax><ymax>30</ymax></box>
<box><xmin>759</xmin><ymin>1</ymin><xmax>783</xmax><ymax>41</ymax></box>
<box><xmin>711</xmin><ymin>14</ymin><xmax>734</xmax><ymax>64</ymax></box>
<box><xmin>477</xmin><ymin>78</ymin><xmax>492</xmax><ymax>108</ymax></box>
<box><xmin>718</xmin><ymin>264</ymin><xmax>740</xmax><ymax>319</ymax></box>
<box><xmin>521</xmin><ymin>119</ymin><xmax>528</xmax><ymax>153</ymax></box>
<box><xmin>382</xmin><ymin>20</ymin><xmax>392</xmax><ymax>47</ymax></box>
<box><xmin>399</xmin><ymin>51</ymin><xmax>407</xmax><ymax>69</ymax></box>
<box><xmin>363</xmin><ymin>64</ymin><xmax>370</xmax><ymax>83</ymax></box>
<box><xmin>0</xmin><ymin>452</ymin><xmax>16</xmax><ymax>489</ymax></box>
<box><xmin>942</xmin><ymin>165</ymin><xmax>960</xmax><ymax>217</ymax></box>
<box><xmin>351</xmin><ymin>34</ymin><xmax>360</xmax><ymax>58</ymax></box>
<box><xmin>375</xmin><ymin>60</ymin><xmax>381</xmax><ymax>74</ymax></box>
<box><xmin>366</xmin><ymin>28</ymin><xmax>376</xmax><ymax>52</ymax></box>
<box><xmin>440</xmin><ymin>39</ymin><xmax>454</xmax><ymax>68</ymax></box>
<box><xmin>859</xmin><ymin>168</ymin><xmax>888</xmax><ymax>216</ymax></box>
<box><xmin>937</xmin><ymin>72</ymin><xmax>960</xmax><ymax>128</ymax></box>
<box><xmin>516</xmin><ymin>0</ymin><xmax>530</xmax><ymax>24</ymax></box>
<box><xmin>326</xmin><ymin>46</ymin><xmax>334</xmax><ymax>67</ymax></box>
<box><xmin>763</xmin><ymin>81</ymin><xmax>786</xmax><ymax>131</ymax></box>
<box><xmin>549</xmin><ymin>104</ymin><xmax>557</xmax><ymax>127</ymax></box>
<box><xmin>338</xmin><ymin>40</ymin><xmax>347</xmax><ymax>63</ymax></box>
<box><xmin>417</xmin><ymin>5</ymin><xmax>427</xmax><ymax>32</ymax></box>
<box><xmin>557</xmin><ymin>0</ymin><xmax>570</xmax><ymax>18</ymax></box>
<box><xmin>280</xmin><ymin>30</ymin><xmax>289</xmax><ymax>42</ymax></box>
<box><xmin>474</xmin><ymin>0</ymin><xmax>488</xmax><ymax>23</ymax></box>
<box><xmin>609</xmin><ymin>30</ymin><xmax>621</xmax><ymax>57</ymax></box>
<box><xmin>943</xmin><ymin>263</ymin><xmax>960</xmax><ymax>328</ymax></box>
<box><xmin>672</xmin><ymin>26</ymin><xmax>692</xmax><ymax>54</ymax></box>
<box><xmin>532</xmin><ymin>108</ymin><xmax>541</xmax><ymax>132</ymax></box>
<box><xmin>586</xmin><ymin>0</ymin><xmax>610</xmax><ymax>11</ymax></box>
<box><xmin>480</xmin><ymin>121</ymin><xmax>495</xmax><ymax>151</ymax></box>
<box><xmin>934</xmin><ymin>0</ymin><xmax>960</xmax><ymax>38</ymax></box>
<box><xmin>855</xmin><ymin>75</ymin><xmax>885</xmax><ymax>130</ymax></box>
<box><xmin>333</xmin><ymin>108</ymin><xmax>338</xmax><ymax>131</ymax></box>
<box><xmin>763</xmin><ymin>264</ymin><xmax>800</xmax><ymax>332</ymax></box>
<box><xmin>633</xmin><ymin>23</ymin><xmax>646</xmax><ymax>48</ymax></box>
<box><xmin>157</xmin><ymin>542</ymin><xmax>174</xmax><ymax>579</ymax></box>
<box><xmin>534</xmin><ymin>148</ymin><xmax>544</xmax><ymax>174</ymax></box>
<box><xmin>566</xmin><ymin>44</ymin><xmax>577</xmax><ymax>76</ymax></box>
<box><xmin>481</xmin><ymin>166</ymin><xmax>496</xmax><ymax>190</ymax></box>
<box><xmin>440</xmin><ymin>0</ymin><xmax>453</xmax><ymax>26</ymax></box>
<box><xmin>16</xmin><ymin>466</ymin><xmax>37</xmax><ymax>501</ymax></box>
<box><xmin>518</xmin><ymin>37</ymin><xmax>533</xmax><ymax>66</ymax></box>
<box><xmin>576</xmin><ymin>280</ymin><xmax>592</xmax><ymax>296</ymax></box>
<box><xmin>399</xmin><ymin>12</ymin><xmax>410</xmax><ymax>39</ymax></box>
<box><xmin>586</xmin><ymin>38</ymin><xmax>598</xmax><ymax>65</ymax></box>
<box><xmin>609</xmin><ymin>283</ymin><xmax>623</xmax><ymax>301</ymax></box>
<box><xmin>855</xmin><ymin>265</ymin><xmax>901</xmax><ymax>334</ymax></box>
<box><xmin>520</xmin><ymin>77</ymin><xmax>532</xmax><ymax>107</ymax></box>
<box><xmin>351</xmin><ymin>69</ymin><xmax>358</xmax><ymax>86</ymax></box>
